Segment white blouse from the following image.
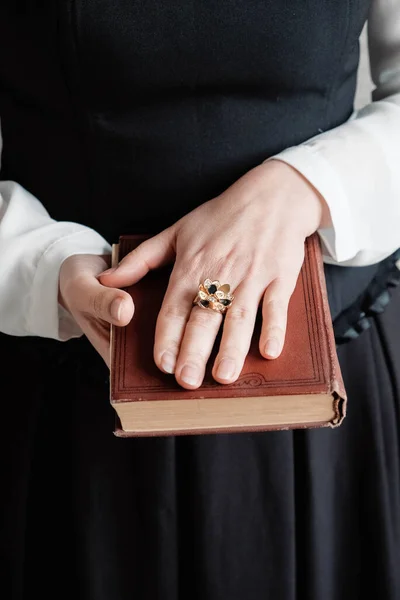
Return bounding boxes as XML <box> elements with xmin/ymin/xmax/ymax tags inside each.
<box><xmin>0</xmin><ymin>0</ymin><xmax>400</xmax><ymax>341</ymax></box>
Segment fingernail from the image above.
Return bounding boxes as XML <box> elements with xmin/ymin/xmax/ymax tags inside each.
<box><xmin>265</xmin><ymin>338</ymin><xmax>280</xmax><ymax>358</ymax></box>
<box><xmin>110</xmin><ymin>298</ymin><xmax>123</xmax><ymax>321</ymax></box>
<box><xmin>216</xmin><ymin>358</ymin><xmax>236</xmax><ymax>380</ymax></box>
<box><xmin>161</xmin><ymin>351</ymin><xmax>176</xmax><ymax>374</ymax></box>
<box><xmin>100</xmin><ymin>267</ymin><xmax>116</xmax><ymax>276</ymax></box>
<box><xmin>181</xmin><ymin>365</ymin><xmax>201</xmax><ymax>387</ymax></box>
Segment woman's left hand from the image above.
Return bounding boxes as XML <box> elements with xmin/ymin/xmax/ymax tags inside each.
<box><xmin>100</xmin><ymin>160</ymin><xmax>329</xmax><ymax>389</ymax></box>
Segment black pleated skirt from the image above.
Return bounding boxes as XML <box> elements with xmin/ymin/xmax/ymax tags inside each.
<box><xmin>2</xmin><ymin>286</ymin><xmax>400</xmax><ymax>600</ymax></box>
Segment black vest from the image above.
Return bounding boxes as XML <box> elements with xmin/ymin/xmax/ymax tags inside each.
<box><xmin>2</xmin><ymin>0</ymin><xmax>397</xmax><ymax>328</ymax></box>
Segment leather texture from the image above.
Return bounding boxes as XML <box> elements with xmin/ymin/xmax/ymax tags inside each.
<box><xmin>110</xmin><ymin>233</ymin><xmax>346</xmax><ymax>434</ymax></box>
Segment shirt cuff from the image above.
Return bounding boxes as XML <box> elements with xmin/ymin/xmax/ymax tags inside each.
<box><xmin>28</xmin><ymin>227</ymin><xmax>111</xmax><ymax>341</ymax></box>
<box><xmin>266</xmin><ymin>145</ymin><xmax>359</xmax><ymax>264</ymax></box>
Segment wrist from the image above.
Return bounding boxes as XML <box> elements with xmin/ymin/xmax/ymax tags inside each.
<box><xmin>253</xmin><ymin>159</ymin><xmax>332</xmax><ymax>236</ymax></box>
<box><xmin>276</xmin><ymin>161</ymin><xmax>332</xmax><ymax>230</ymax></box>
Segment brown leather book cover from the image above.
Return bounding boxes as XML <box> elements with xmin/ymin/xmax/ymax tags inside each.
<box><xmin>110</xmin><ymin>234</ymin><xmax>346</xmax><ymax>437</ymax></box>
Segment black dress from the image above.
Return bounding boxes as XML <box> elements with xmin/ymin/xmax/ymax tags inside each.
<box><xmin>1</xmin><ymin>2</ymin><xmax>400</xmax><ymax>599</ymax></box>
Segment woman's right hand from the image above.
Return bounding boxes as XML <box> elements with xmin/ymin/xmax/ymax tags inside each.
<box><xmin>59</xmin><ymin>254</ymin><xmax>134</xmax><ymax>366</ymax></box>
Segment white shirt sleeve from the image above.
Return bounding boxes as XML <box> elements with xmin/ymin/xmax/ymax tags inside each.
<box><xmin>1</xmin><ymin>0</ymin><xmax>397</xmax><ymax>342</ymax></box>
<box><xmin>0</xmin><ymin>127</ymin><xmax>111</xmax><ymax>341</ymax></box>
<box><xmin>270</xmin><ymin>0</ymin><xmax>400</xmax><ymax>267</ymax></box>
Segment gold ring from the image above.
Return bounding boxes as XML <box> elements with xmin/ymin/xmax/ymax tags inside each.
<box><xmin>193</xmin><ymin>279</ymin><xmax>234</xmax><ymax>315</ymax></box>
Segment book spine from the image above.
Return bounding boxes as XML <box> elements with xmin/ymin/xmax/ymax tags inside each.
<box><xmin>109</xmin><ymin>244</ymin><xmax>120</xmax><ymax>402</ymax></box>
<box><xmin>312</xmin><ymin>235</ymin><xmax>347</xmax><ymax>427</ymax></box>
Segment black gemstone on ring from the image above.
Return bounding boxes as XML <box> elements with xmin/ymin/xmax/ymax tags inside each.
<box><xmin>200</xmin><ymin>300</ymin><xmax>210</xmax><ymax>307</ymax></box>
<box><xmin>207</xmin><ymin>284</ymin><xmax>217</xmax><ymax>294</ymax></box>
<box><xmin>220</xmin><ymin>299</ymin><xmax>231</xmax><ymax>306</ymax></box>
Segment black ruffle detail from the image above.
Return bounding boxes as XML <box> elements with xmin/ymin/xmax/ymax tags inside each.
<box><xmin>334</xmin><ymin>249</ymin><xmax>400</xmax><ymax>345</ymax></box>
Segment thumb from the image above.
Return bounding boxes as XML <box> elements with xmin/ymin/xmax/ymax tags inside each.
<box><xmin>99</xmin><ymin>227</ymin><xmax>175</xmax><ymax>288</ymax></box>
<box><xmin>77</xmin><ymin>278</ymin><xmax>134</xmax><ymax>326</ymax></box>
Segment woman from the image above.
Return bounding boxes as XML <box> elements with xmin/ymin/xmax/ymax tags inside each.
<box><xmin>1</xmin><ymin>1</ymin><xmax>399</xmax><ymax>598</ymax></box>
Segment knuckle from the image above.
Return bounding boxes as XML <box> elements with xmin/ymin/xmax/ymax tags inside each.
<box><xmin>189</xmin><ymin>308</ymin><xmax>220</xmax><ymax>330</ymax></box>
<box><xmin>177</xmin><ymin>254</ymin><xmax>205</xmax><ymax>282</ymax></box>
<box><xmin>216</xmin><ymin>345</ymin><xmax>240</xmax><ymax>360</ymax></box>
<box><xmin>264</xmin><ymin>296</ymin><xmax>288</xmax><ymax>315</ymax></box>
<box><xmin>163</xmin><ymin>339</ymin><xmax>181</xmax><ymax>354</ymax></box>
<box><xmin>212</xmin><ymin>254</ymin><xmax>237</xmax><ymax>280</ymax></box>
<box><xmin>121</xmin><ymin>245</ymin><xmax>149</xmax><ymax>271</ymax></box>
<box><xmin>181</xmin><ymin>348</ymin><xmax>209</xmax><ymax>364</ymax></box>
<box><xmin>92</xmin><ymin>292</ymin><xmax>107</xmax><ymax>318</ymax></box>
<box><xmin>263</xmin><ymin>324</ymin><xmax>286</xmax><ymax>338</ymax></box>
<box><xmin>226</xmin><ymin>305</ymin><xmax>252</xmax><ymax>324</ymax></box>
<box><xmin>138</xmin><ymin>251</ymin><xmax>152</xmax><ymax>272</ymax></box>
<box><xmin>160</xmin><ymin>303</ymin><xmax>189</xmax><ymax>322</ymax></box>
<box><xmin>176</xmin><ymin>252</ymin><xmax>239</xmax><ymax>285</ymax></box>
<box><xmin>246</xmin><ymin>257</ymin><xmax>267</xmax><ymax>280</ymax></box>
<box><xmin>118</xmin><ymin>248</ymin><xmax>137</xmax><ymax>268</ymax></box>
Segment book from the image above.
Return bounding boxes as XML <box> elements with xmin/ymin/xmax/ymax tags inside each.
<box><xmin>110</xmin><ymin>234</ymin><xmax>346</xmax><ymax>437</ymax></box>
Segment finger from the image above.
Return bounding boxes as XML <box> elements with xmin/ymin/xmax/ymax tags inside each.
<box><xmin>175</xmin><ymin>305</ymin><xmax>223</xmax><ymax>389</ymax></box>
<box><xmin>80</xmin><ymin>317</ymin><xmax>112</xmax><ymax>368</ymax></box>
<box><xmin>259</xmin><ymin>276</ymin><xmax>297</xmax><ymax>360</ymax></box>
<box><xmin>153</xmin><ymin>268</ymin><xmax>195</xmax><ymax>376</ymax></box>
<box><xmin>212</xmin><ymin>278</ymin><xmax>263</xmax><ymax>384</ymax></box>
<box><xmin>74</xmin><ymin>276</ymin><xmax>134</xmax><ymax>326</ymax></box>
<box><xmin>99</xmin><ymin>227</ymin><xmax>175</xmax><ymax>288</ymax></box>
